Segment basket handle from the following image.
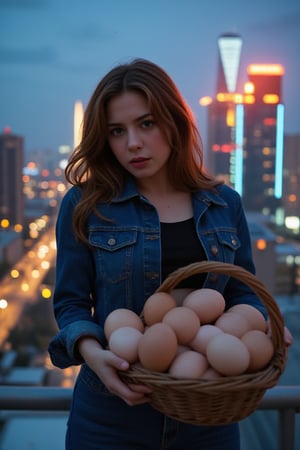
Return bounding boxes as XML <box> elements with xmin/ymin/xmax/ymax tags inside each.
<box><xmin>156</xmin><ymin>261</ymin><xmax>285</xmax><ymax>351</ymax></box>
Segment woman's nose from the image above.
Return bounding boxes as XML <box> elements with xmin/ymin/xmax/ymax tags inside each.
<box><xmin>128</xmin><ymin>128</ymin><xmax>142</xmax><ymax>150</ymax></box>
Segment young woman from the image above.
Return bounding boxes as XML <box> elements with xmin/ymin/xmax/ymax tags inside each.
<box><xmin>48</xmin><ymin>58</ymin><xmax>290</xmax><ymax>449</ymax></box>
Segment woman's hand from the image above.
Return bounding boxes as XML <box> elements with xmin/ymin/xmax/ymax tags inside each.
<box><xmin>78</xmin><ymin>337</ymin><xmax>152</xmax><ymax>406</ymax></box>
<box><xmin>267</xmin><ymin>321</ymin><xmax>293</xmax><ymax>347</ymax></box>
<box><xmin>283</xmin><ymin>326</ymin><xmax>293</xmax><ymax>346</ymax></box>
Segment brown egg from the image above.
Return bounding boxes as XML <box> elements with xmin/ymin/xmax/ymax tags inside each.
<box><xmin>201</xmin><ymin>367</ymin><xmax>223</xmax><ymax>379</ymax></box>
<box><xmin>183</xmin><ymin>288</ymin><xmax>225</xmax><ymax>323</ymax></box>
<box><xmin>190</xmin><ymin>324</ymin><xmax>223</xmax><ymax>354</ymax></box>
<box><xmin>109</xmin><ymin>326</ymin><xmax>143</xmax><ymax>363</ymax></box>
<box><xmin>138</xmin><ymin>323</ymin><xmax>178</xmax><ymax>372</ymax></box>
<box><xmin>241</xmin><ymin>330</ymin><xmax>274</xmax><ymax>372</ymax></box>
<box><xmin>228</xmin><ymin>304</ymin><xmax>267</xmax><ymax>332</ymax></box>
<box><xmin>104</xmin><ymin>308</ymin><xmax>144</xmax><ymax>340</ymax></box>
<box><xmin>214</xmin><ymin>311</ymin><xmax>251</xmax><ymax>337</ymax></box>
<box><xmin>143</xmin><ymin>292</ymin><xmax>176</xmax><ymax>326</ymax></box>
<box><xmin>168</xmin><ymin>350</ymin><xmax>209</xmax><ymax>379</ymax></box>
<box><xmin>206</xmin><ymin>333</ymin><xmax>250</xmax><ymax>376</ymax></box>
<box><xmin>162</xmin><ymin>306</ymin><xmax>200</xmax><ymax>344</ymax></box>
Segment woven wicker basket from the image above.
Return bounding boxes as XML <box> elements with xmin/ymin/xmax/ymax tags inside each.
<box><xmin>119</xmin><ymin>261</ymin><xmax>287</xmax><ymax>425</ymax></box>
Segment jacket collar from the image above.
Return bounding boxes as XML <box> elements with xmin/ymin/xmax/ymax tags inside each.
<box><xmin>192</xmin><ymin>187</ymin><xmax>228</xmax><ymax>207</ymax></box>
<box><xmin>112</xmin><ymin>177</ymin><xmax>228</xmax><ymax>207</ymax></box>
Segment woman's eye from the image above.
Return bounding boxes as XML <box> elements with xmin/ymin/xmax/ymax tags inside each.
<box><xmin>142</xmin><ymin>119</ymin><xmax>154</xmax><ymax>129</ymax></box>
<box><xmin>110</xmin><ymin>127</ymin><xmax>124</xmax><ymax>136</ymax></box>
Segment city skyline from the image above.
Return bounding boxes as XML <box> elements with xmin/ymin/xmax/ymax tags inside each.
<box><xmin>0</xmin><ymin>0</ymin><xmax>300</xmax><ymax>153</ymax></box>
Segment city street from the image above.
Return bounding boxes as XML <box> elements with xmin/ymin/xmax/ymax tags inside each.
<box><xmin>0</xmin><ymin>225</ymin><xmax>56</xmax><ymax>347</ymax></box>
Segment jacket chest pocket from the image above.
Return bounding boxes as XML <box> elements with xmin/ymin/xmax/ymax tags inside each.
<box><xmin>206</xmin><ymin>230</ymin><xmax>240</xmax><ymax>263</ymax></box>
<box><xmin>89</xmin><ymin>229</ymin><xmax>138</xmax><ymax>283</ymax></box>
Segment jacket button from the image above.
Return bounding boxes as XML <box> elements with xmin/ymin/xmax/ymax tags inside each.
<box><xmin>231</xmin><ymin>238</ymin><xmax>237</xmax><ymax>246</ymax></box>
<box><xmin>211</xmin><ymin>245</ymin><xmax>218</xmax><ymax>256</ymax></box>
<box><xmin>107</xmin><ymin>238</ymin><xmax>116</xmax><ymax>246</ymax></box>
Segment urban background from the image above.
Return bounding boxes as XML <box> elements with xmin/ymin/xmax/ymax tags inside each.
<box><xmin>0</xmin><ymin>1</ymin><xmax>299</xmax><ymax>449</ymax></box>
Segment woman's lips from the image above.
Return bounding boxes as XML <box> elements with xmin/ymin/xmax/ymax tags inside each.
<box><xmin>130</xmin><ymin>157</ymin><xmax>150</xmax><ymax>168</ymax></box>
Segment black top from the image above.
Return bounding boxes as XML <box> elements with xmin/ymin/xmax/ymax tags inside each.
<box><xmin>160</xmin><ymin>218</ymin><xmax>207</xmax><ymax>288</ymax></box>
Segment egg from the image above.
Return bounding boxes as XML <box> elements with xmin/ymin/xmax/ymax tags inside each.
<box><xmin>228</xmin><ymin>304</ymin><xmax>268</xmax><ymax>332</ymax></box>
<box><xmin>214</xmin><ymin>311</ymin><xmax>250</xmax><ymax>337</ymax></box>
<box><xmin>143</xmin><ymin>292</ymin><xmax>176</xmax><ymax>326</ymax></box>
<box><xmin>108</xmin><ymin>326</ymin><xmax>143</xmax><ymax>363</ymax></box>
<box><xmin>168</xmin><ymin>350</ymin><xmax>209</xmax><ymax>379</ymax></box>
<box><xmin>206</xmin><ymin>333</ymin><xmax>250</xmax><ymax>376</ymax></box>
<box><xmin>190</xmin><ymin>324</ymin><xmax>223</xmax><ymax>354</ymax></box>
<box><xmin>176</xmin><ymin>344</ymin><xmax>191</xmax><ymax>355</ymax></box>
<box><xmin>162</xmin><ymin>306</ymin><xmax>200</xmax><ymax>344</ymax></box>
<box><xmin>201</xmin><ymin>367</ymin><xmax>223</xmax><ymax>379</ymax></box>
<box><xmin>241</xmin><ymin>329</ymin><xmax>274</xmax><ymax>372</ymax></box>
<box><xmin>104</xmin><ymin>308</ymin><xmax>144</xmax><ymax>340</ymax></box>
<box><xmin>138</xmin><ymin>323</ymin><xmax>178</xmax><ymax>372</ymax></box>
<box><xmin>183</xmin><ymin>288</ymin><xmax>225</xmax><ymax>323</ymax></box>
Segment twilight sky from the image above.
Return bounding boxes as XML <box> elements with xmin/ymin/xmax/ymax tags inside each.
<box><xmin>0</xmin><ymin>0</ymin><xmax>299</xmax><ymax>154</ymax></box>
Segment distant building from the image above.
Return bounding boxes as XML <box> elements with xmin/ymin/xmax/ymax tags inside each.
<box><xmin>247</xmin><ymin>212</ymin><xmax>300</xmax><ymax>296</ymax></box>
<box><xmin>202</xmin><ymin>33</ymin><xmax>285</xmax><ymax>219</ymax></box>
<box><xmin>0</xmin><ymin>129</ymin><xmax>24</xmax><ymax>228</ymax></box>
<box><xmin>205</xmin><ymin>32</ymin><xmax>243</xmax><ymax>187</ymax></box>
<box><xmin>242</xmin><ymin>64</ymin><xmax>285</xmax><ymax>216</ymax></box>
<box><xmin>0</xmin><ymin>230</ymin><xmax>23</xmax><ymax>267</ymax></box>
<box><xmin>282</xmin><ymin>134</ymin><xmax>300</xmax><ymax>232</ymax></box>
<box><xmin>247</xmin><ymin>213</ymin><xmax>277</xmax><ymax>295</ymax></box>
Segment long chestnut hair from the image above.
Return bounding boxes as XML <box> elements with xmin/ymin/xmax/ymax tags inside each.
<box><xmin>65</xmin><ymin>58</ymin><xmax>219</xmax><ymax>242</ymax></box>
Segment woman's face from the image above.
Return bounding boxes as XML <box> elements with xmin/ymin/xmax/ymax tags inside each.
<box><xmin>106</xmin><ymin>90</ymin><xmax>172</xmax><ymax>185</ymax></box>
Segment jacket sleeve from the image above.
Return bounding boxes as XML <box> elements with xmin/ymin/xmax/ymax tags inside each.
<box><xmin>48</xmin><ymin>187</ymin><xmax>107</xmax><ymax>369</ymax></box>
<box><xmin>48</xmin><ymin>320</ymin><xmax>106</xmax><ymax>369</ymax></box>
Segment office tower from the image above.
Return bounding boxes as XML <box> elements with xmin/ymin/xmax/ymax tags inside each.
<box><xmin>282</xmin><ymin>134</ymin><xmax>300</xmax><ymax>231</ymax></box>
<box><xmin>0</xmin><ymin>128</ymin><xmax>24</xmax><ymax>228</ymax></box>
<box><xmin>202</xmin><ymin>34</ymin><xmax>285</xmax><ymax>216</ymax></box>
<box><xmin>242</xmin><ymin>64</ymin><xmax>285</xmax><ymax>215</ymax></box>
<box><xmin>74</xmin><ymin>100</ymin><xmax>84</xmax><ymax>149</ymax></box>
<box><xmin>205</xmin><ymin>32</ymin><xmax>243</xmax><ymax>188</ymax></box>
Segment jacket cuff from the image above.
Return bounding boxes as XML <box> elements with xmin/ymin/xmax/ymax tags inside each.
<box><xmin>48</xmin><ymin>320</ymin><xmax>107</xmax><ymax>369</ymax></box>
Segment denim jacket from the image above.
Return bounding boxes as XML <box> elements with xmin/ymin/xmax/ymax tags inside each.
<box><xmin>48</xmin><ymin>178</ymin><xmax>266</xmax><ymax>369</ymax></box>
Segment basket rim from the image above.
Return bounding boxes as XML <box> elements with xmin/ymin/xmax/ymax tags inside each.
<box><xmin>120</xmin><ymin>262</ymin><xmax>288</xmax><ymax>425</ymax></box>
<box><xmin>154</xmin><ymin>261</ymin><xmax>285</xmax><ymax>352</ymax></box>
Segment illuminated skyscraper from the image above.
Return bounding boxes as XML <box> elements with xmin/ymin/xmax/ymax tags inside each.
<box><xmin>0</xmin><ymin>128</ymin><xmax>24</xmax><ymax>228</ymax></box>
<box><xmin>205</xmin><ymin>32</ymin><xmax>243</xmax><ymax>188</ymax></box>
<box><xmin>202</xmin><ymin>34</ymin><xmax>285</xmax><ymax>217</ymax></box>
<box><xmin>242</xmin><ymin>64</ymin><xmax>285</xmax><ymax>215</ymax></box>
<box><xmin>282</xmin><ymin>134</ymin><xmax>300</xmax><ymax>232</ymax></box>
<box><xmin>216</xmin><ymin>32</ymin><xmax>242</xmax><ymax>94</ymax></box>
<box><xmin>74</xmin><ymin>100</ymin><xmax>84</xmax><ymax>149</ymax></box>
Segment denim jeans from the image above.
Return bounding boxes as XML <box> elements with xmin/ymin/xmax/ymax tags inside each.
<box><xmin>66</xmin><ymin>365</ymin><xmax>240</xmax><ymax>450</ymax></box>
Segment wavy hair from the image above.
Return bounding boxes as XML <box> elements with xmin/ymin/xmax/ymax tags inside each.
<box><xmin>66</xmin><ymin>58</ymin><xmax>219</xmax><ymax>242</ymax></box>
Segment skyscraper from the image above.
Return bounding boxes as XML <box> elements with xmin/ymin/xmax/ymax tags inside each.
<box><xmin>202</xmin><ymin>34</ymin><xmax>285</xmax><ymax>217</ymax></box>
<box><xmin>282</xmin><ymin>134</ymin><xmax>300</xmax><ymax>231</ymax></box>
<box><xmin>0</xmin><ymin>128</ymin><xmax>24</xmax><ymax>228</ymax></box>
<box><xmin>73</xmin><ymin>100</ymin><xmax>84</xmax><ymax>149</ymax></box>
<box><xmin>205</xmin><ymin>32</ymin><xmax>243</xmax><ymax>188</ymax></box>
<box><xmin>242</xmin><ymin>64</ymin><xmax>285</xmax><ymax>215</ymax></box>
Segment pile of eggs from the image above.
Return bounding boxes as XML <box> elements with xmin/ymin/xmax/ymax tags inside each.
<box><xmin>104</xmin><ymin>288</ymin><xmax>274</xmax><ymax>379</ymax></box>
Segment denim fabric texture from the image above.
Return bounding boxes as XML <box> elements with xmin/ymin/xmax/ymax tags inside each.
<box><xmin>49</xmin><ymin>177</ymin><xmax>265</xmax><ymax>368</ymax></box>
<box><xmin>48</xmin><ymin>178</ymin><xmax>263</xmax><ymax>449</ymax></box>
<box><xmin>65</xmin><ymin>364</ymin><xmax>240</xmax><ymax>450</ymax></box>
